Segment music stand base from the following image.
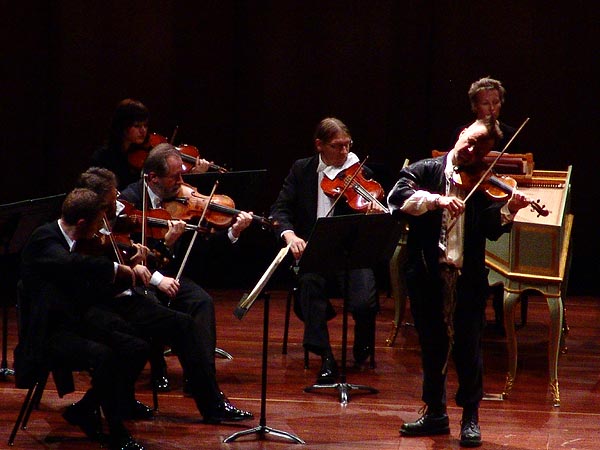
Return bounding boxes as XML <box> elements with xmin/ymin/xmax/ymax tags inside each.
<box><xmin>0</xmin><ymin>367</ymin><xmax>15</xmax><ymax>381</ymax></box>
<box><xmin>304</xmin><ymin>382</ymin><xmax>379</xmax><ymax>405</ymax></box>
<box><xmin>215</xmin><ymin>347</ymin><xmax>233</xmax><ymax>360</ymax></box>
<box><xmin>224</xmin><ymin>424</ymin><xmax>305</xmax><ymax>444</ymax></box>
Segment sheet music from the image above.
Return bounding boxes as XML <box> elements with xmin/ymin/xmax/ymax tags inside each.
<box><xmin>235</xmin><ymin>244</ymin><xmax>291</xmax><ymax>318</ymax></box>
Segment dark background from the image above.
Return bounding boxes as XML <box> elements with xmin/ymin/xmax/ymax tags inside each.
<box><xmin>2</xmin><ymin>1</ymin><xmax>597</xmax><ymax>294</ymax></box>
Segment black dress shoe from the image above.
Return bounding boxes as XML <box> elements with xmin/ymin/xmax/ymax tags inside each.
<box><xmin>353</xmin><ymin>313</ymin><xmax>375</xmax><ymax>365</ymax></box>
<box><xmin>62</xmin><ymin>402</ymin><xmax>106</xmax><ymax>442</ymax></box>
<box><xmin>124</xmin><ymin>400</ymin><xmax>153</xmax><ymax>420</ymax></box>
<box><xmin>400</xmin><ymin>406</ymin><xmax>450</xmax><ymax>436</ymax></box>
<box><xmin>182</xmin><ymin>378</ymin><xmax>193</xmax><ymax>397</ymax></box>
<box><xmin>460</xmin><ymin>410</ymin><xmax>481</xmax><ymax>447</ymax></box>
<box><xmin>109</xmin><ymin>433</ymin><xmax>146</xmax><ymax>450</ymax></box>
<box><xmin>315</xmin><ymin>355</ymin><xmax>339</xmax><ymax>385</ymax></box>
<box><xmin>353</xmin><ymin>344</ymin><xmax>372</xmax><ymax>365</ymax></box>
<box><xmin>203</xmin><ymin>399</ymin><xmax>254</xmax><ymax>424</ymax></box>
<box><xmin>153</xmin><ymin>375</ymin><xmax>171</xmax><ymax>392</ymax></box>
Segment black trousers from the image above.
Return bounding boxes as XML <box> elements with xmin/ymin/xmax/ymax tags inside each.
<box><xmin>155</xmin><ymin>276</ymin><xmax>217</xmax><ymax>359</ymax></box>
<box><xmin>86</xmin><ymin>289</ymin><xmax>222</xmax><ymax>417</ymax></box>
<box><xmin>296</xmin><ymin>268</ymin><xmax>378</xmax><ymax>355</ymax></box>
<box><xmin>47</xmin><ymin>321</ymin><xmax>149</xmax><ymax>426</ymax></box>
<box><xmin>406</xmin><ymin>270</ymin><xmax>486</xmax><ymax>409</ymax></box>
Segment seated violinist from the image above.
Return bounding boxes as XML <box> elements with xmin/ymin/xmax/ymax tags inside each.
<box><xmin>16</xmin><ymin>187</ymin><xmax>150</xmax><ymax>450</ymax></box>
<box><xmin>269</xmin><ymin>117</ymin><xmax>385</xmax><ymax>386</ymax></box>
<box><xmin>75</xmin><ymin>166</ymin><xmax>255</xmax><ymax>425</ymax></box>
<box><xmin>117</xmin><ymin>144</ymin><xmax>254</xmax><ymax>393</ymax></box>
<box><xmin>91</xmin><ymin>98</ymin><xmax>212</xmax><ymax>190</ymax></box>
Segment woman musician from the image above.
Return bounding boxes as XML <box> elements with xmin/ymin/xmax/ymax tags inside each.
<box><xmin>91</xmin><ymin>98</ymin><xmax>213</xmax><ymax>190</ymax></box>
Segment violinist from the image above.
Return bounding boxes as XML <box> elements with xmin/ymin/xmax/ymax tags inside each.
<box><xmin>388</xmin><ymin>118</ymin><xmax>529</xmax><ymax>447</ymax></box>
<box><xmin>16</xmin><ymin>187</ymin><xmax>150</xmax><ymax>450</ymax></box>
<box><xmin>269</xmin><ymin>117</ymin><xmax>383</xmax><ymax>386</ymax></box>
<box><xmin>76</xmin><ymin>166</ymin><xmax>254</xmax><ymax>425</ymax></box>
<box><xmin>91</xmin><ymin>98</ymin><xmax>212</xmax><ymax>190</ymax></box>
<box><xmin>118</xmin><ymin>143</ymin><xmax>254</xmax><ymax>394</ymax></box>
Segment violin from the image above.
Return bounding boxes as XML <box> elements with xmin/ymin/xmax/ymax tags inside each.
<box><xmin>74</xmin><ymin>222</ymin><xmax>169</xmax><ymax>269</ymax></box>
<box><xmin>320</xmin><ymin>161</ymin><xmax>389</xmax><ymax>213</ymax></box>
<box><xmin>176</xmin><ymin>143</ymin><xmax>228</xmax><ymax>173</ymax></box>
<box><xmin>162</xmin><ymin>183</ymin><xmax>275</xmax><ymax>230</ymax></box>
<box><xmin>114</xmin><ymin>198</ymin><xmax>210</xmax><ymax>239</ymax></box>
<box><xmin>127</xmin><ymin>132</ymin><xmax>169</xmax><ymax>171</ymax></box>
<box><xmin>451</xmin><ymin>163</ymin><xmax>549</xmax><ymax>217</ymax></box>
<box><xmin>127</xmin><ymin>131</ymin><xmax>228</xmax><ymax>173</ymax></box>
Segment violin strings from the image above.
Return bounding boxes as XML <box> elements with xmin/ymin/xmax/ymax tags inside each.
<box><xmin>351</xmin><ymin>180</ymin><xmax>390</xmax><ymax>213</ymax></box>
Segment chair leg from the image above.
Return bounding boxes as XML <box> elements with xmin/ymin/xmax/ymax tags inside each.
<box><xmin>152</xmin><ymin>383</ymin><xmax>159</xmax><ymax>412</ymax></box>
<box><xmin>282</xmin><ymin>287</ymin><xmax>294</xmax><ymax>355</ymax></box>
<box><xmin>8</xmin><ymin>385</ymin><xmax>35</xmax><ymax>445</ymax></box>
<box><xmin>9</xmin><ymin>377</ymin><xmax>46</xmax><ymax>446</ymax></box>
<box><xmin>369</xmin><ymin>321</ymin><xmax>376</xmax><ymax>369</ymax></box>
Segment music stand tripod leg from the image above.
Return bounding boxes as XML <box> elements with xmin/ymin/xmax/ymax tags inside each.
<box><xmin>304</xmin><ymin>265</ymin><xmax>378</xmax><ymax>405</ymax></box>
<box><xmin>224</xmin><ymin>292</ymin><xmax>305</xmax><ymax>444</ymax></box>
<box><xmin>215</xmin><ymin>347</ymin><xmax>233</xmax><ymax>360</ymax></box>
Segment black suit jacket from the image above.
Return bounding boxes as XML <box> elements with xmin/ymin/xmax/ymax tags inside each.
<box><xmin>119</xmin><ymin>180</ymin><xmax>233</xmax><ymax>279</ymax></box>
<box><xmin>387</xmin><ymin>154</ymin><xmax>513</xmax><ymax>293</ymax></box>
<box><xmin>15</xmin><ymin>221</ymin><xmax>117</xmax><ymax>392</ymax></box>
<box><xmin>269</xmin><ymin>155</ymin><xmax>374</xmax><ymax>241</ymax></box>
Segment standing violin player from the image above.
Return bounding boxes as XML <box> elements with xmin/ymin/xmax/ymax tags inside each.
<box><xmin>269</xmin><ymin>117</ymin><xmax>384</xmax><ymax>386</ymax></box>
<box><xmin>91</xmin><ymin>98</ymin><xmax>212</xmax><ymax>190</ymax></box>
<box><xmin>119</xmin><ymin>143</ymin><xmax>254</xmax><ymax>401</ymax></box>
<box><xmin>388</xmin><ymin>118</ymin><xmax>529</xmax><ymax>447</ymax></box>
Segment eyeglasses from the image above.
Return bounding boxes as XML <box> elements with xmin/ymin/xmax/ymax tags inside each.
<box><xmin>326</xmin><ymin>140</ymin><xmax>353</xmax><ymax>151</ymax></box>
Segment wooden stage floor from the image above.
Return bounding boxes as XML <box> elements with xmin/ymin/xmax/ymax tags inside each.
<box><xmin>1</xmin><ymin>289</ymin><xmax>600</xmax><ymax>449</ymax></box>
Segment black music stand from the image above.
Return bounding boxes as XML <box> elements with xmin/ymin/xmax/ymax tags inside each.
<box><xmin>225</xmin><ymin>246</ymin><xmax>305</xmax><ymax>444</ymax></box>
<box><xmin>299</xmin><ymin>213</ymin><xmax>403</xmax><ymax>405</ymax></box>
<box><xmin>0</xmin><ymin>194</ymin><xmax>65</xmax><ymax>380</ymax></box>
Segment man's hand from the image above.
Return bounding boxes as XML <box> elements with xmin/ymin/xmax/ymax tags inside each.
<box><xmin>132</xmin><ymin>264</ymin><xmax>152</xmax><ymax>286</ymax></box>
<box><xmin>366</xmin><ymin>200</ymin><xmax>387</xmax><ymax>214</ymax></box>
<box><xmin>231</xmin><ymin>211</ymin><xmax>253</xmax><ymax>238</ymax></box>
<box><xmin>437</xmin><ymin>195</ymin><xmax>465</xmax><ymax>218</ymax></box>
<box><xmin>158</xmin><ymin>276</ymin><xmax>180</xmax><ymax>298</ymax></box>
<box><xmin>129</xmin><ymin>243</ymin><xmax>150</xmax><ymax>266</ymax></box>
<box><xmin>284</xmin><ymin>232</ymin><xmax>306</xmax><ymax>260</ymax></box>
<box><xmin>188</xmin><ymin>157</ymin><xmax>211</xmax><ymax>174</ymax></box>
<box><xmin>507</xmin><ymin>190</ymin><xmax>530</xmax><ymax>214</ymax></box>
<box><xmin>164</xmin><ymin>219</ymin><xmax>187</xmax><ymax>247</ymax></box>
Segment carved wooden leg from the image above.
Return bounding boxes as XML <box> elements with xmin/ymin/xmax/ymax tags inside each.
<box><xmin>386</xmin><ymin>239</ymin><xmax>408</xmax><ymax>347</ymax></box>
<box><xmin>547</xmin><ymin>295</ymin><xmax>563</xmax><ymax>407</ymax></box>
<box><xmin>502</xmin><ymin>291</ymin><xmax>521</xmax><ymax>398</ymax></box>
